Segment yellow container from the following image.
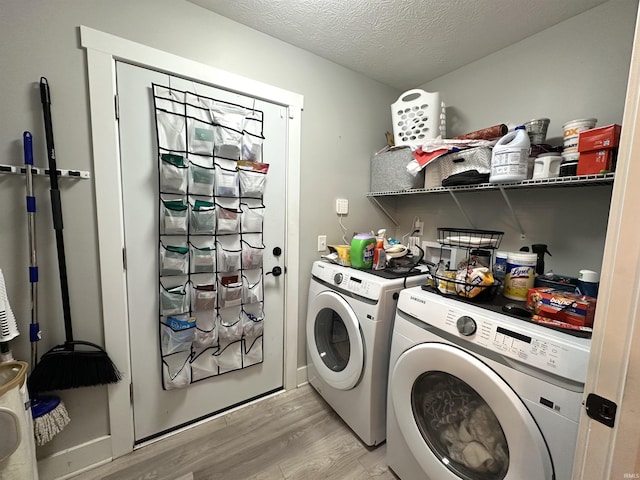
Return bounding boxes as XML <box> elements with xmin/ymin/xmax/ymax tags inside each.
<box><xmin>503</xmin><ymin>252</ymin><xmax>537</xmax><ymax>301</ymax></box>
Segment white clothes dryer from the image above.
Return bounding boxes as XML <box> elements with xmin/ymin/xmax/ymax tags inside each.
<box><xmin>386</xmin><ymin>286</ymin><xmax>591</xmax><ymax>480</ymax></box>
<box><xmin>306</xmin><ymin>260</ymin><xmax>428</xmax><ymax>446</ymax></box>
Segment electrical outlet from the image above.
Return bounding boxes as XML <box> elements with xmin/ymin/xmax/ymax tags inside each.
<box><xmin>317</xmin><ymin>235</ymin><xmax>327</xmax><ymax>252</ymax></box>
<box><xmin>336</xmin><ymin>198</ymin><xmax>349</xmax><ymax>215</ymax></box>
<box><xmin>415</xmin><ymin>220</ymin><xmax>424</xmax><ymax>236</ymax></box>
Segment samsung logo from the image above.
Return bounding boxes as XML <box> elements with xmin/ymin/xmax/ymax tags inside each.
<box><xmin>410</xmin><ymin>296</ymin><xmax>426</xmax><ymax>304</ymax></box>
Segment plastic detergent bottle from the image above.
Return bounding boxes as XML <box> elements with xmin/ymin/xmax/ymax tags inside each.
<box><xmin>490</xmin><ymin>125</ymin><xmax>531</xmax><ymax>183</ymax></box>
<box><xmin>350</xmin><ymin>233</ymin><xmax>376</xmax><ymax>269</ymax></box>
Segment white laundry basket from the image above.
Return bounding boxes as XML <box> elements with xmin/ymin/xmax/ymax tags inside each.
<box><xmin>0</xmin><ymin>361</ymin><xmax>39</xmax><ymax>480</ymax></box>
<box><xmin>391</xmin><ymin>89</ymin><xmax>446</xmax><ymax>147</ymax></box>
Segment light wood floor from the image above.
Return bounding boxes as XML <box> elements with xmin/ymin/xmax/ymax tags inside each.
<box><xmin>70</xmin><ymin>383</ymin><xmax>398</xmax><ymax>480</ymax></box>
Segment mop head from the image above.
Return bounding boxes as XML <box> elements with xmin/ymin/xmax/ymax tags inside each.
<box><xmin>31</xmin><ymin>395</ymin><xmax>70</xmax><ymax>446</ymax></box>
<box><xmin>28</xmin><ymin>340</ymin><xmax>121</xmax><ymax>394</ymax></box>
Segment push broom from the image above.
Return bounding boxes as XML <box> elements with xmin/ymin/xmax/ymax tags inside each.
<box><xmin>23</xmin><ymin>131</ymin><xmax>70</xmax><ymax>444</ymax></box>
<box><xmin>27</xmin><ymin>78</ymin><xmax>121</xmax><ymax>394</ymax></box>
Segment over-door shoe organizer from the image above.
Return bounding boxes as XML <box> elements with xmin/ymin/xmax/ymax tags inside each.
<box><xmin>153</xmin><ymin>84</ymin><xmax>268</xmax><ymax>390</ymax></box>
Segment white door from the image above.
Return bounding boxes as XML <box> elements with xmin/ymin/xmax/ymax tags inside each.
<box><xmin>390</xmin><ymin>342</ymin><xmax>553</xmax><ymax>480</ymax></box>
<box><xmin>306</xmin><ymin>289</ymin><xmax>364</xmax><ymax>390</ymax></box>
<box><xmin>116</xmin><ymin>61</ymin><xmax>286</xmax><ymax>442</ymax></box>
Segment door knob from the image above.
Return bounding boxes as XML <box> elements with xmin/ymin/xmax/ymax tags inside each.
<box><xmin>266</xmin><ymin>266</ymin><xmax>283</xmax><ymax>277</ymax></box>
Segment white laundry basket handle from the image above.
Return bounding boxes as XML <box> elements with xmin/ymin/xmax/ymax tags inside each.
<box><xmin>395</xmin><ymin>89</ymin><xmax>430</xmax><ymax>104</ymax></box>
<box><xmin>391</xmin><ymin>89</ymin><xmax>445</xmax><ymax>147</ymax></box>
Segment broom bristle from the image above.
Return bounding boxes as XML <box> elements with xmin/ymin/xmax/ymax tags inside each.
<box><xmin>32</xmin><ymin>396</ymin><xmax>70</xmax><ymax>446</ymax></box>
<box><xmin>28</xmin><ymin>343</ymin><xmax>121</xmax><ymax>394</ymax></box>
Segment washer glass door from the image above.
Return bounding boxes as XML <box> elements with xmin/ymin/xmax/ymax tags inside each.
<box><xmin>307</xmin><ymin>290</ymin><xmax>364</xmax><ymax>390</ymax></box>
<box><xmin>391</xmin><ymin>342</ymin><xmax>553</xmax><ymax>480</ymax></box>
<box><xmin>413</xmin><ymin>371</ymin><xmax>508</xmax><ymax>479</ymax></box>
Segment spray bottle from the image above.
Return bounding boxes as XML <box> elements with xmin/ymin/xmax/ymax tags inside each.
<box><xmin>373</xmin><ymin>229</ymin><xmax>387</xmax><ymax>270</ymax></box>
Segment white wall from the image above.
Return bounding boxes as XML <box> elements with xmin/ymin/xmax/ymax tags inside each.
<box><xmin>0</xmin><ymin>0</ymin><xmax>397</xmax><ymax>473</ymax></box>
<box><xmin>392</xmin><ymin>0</ymin><xmax>638</xmax><ymax>277</ymax></box>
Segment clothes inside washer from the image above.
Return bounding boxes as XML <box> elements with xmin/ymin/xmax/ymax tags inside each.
<box><xmin>413</xmin><ymin>371</ymin><xmax>509</xmax><ymax>477</ymax></box>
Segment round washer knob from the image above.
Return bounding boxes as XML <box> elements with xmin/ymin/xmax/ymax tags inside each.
<box><xmin>334</xmin><ymin>273</ymin><xmax>343</xmax><ymax>285</ymax></box>
<box><xmin>456</xmin><ymin>316</ymin><xmax>477</xmax><ymax>336</ymax></box>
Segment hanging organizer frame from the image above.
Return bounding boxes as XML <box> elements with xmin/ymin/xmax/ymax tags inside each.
<box><xmin>153</xmin><ymin>83</ymin><xmax>269</xmax><ymax>390</ymax></box>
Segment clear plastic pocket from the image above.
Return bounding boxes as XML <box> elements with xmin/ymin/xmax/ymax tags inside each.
<box><xmin>241</xmin><ymin>204</ymin><xmax>264</xmax><ymax>232</ymax></box>
<box><xmin>161</xmin><ymin>198</ymin><xmax>188</xmax><ymax>235</ymax></box>
<box><xmin>217</xmin><ymin>246</ymin><xmax>241</xmax><ymax>273</ymax></box>
<box><xmin>189</xmin><ymin>162</ymin><xmax>215</xmax><ymax>196</ymax></box>
<box><xmin>243</xmin><ymin>277</ymin><xmax>263</xmax><ymax>305</ymax></box>
<box><xmin>192</xmin><ymin>310</ymin><xmax>217</xmax><ymax>348</ymax></box>
<box><xmin>160</xmin><ymin>154</ymin><xmax>188</xmax><ymax>193</ymax></box>
<box><xmin>242</xmin><ymin>242</ymin><xmax>264</xmax><ymax>271</ymax></box>
<box><xmin>191</xmin><ymin>282</ymin><xmax>216</xmax><ymax>312</ymax></box>
<box><xmin>161</xmin><ymin>315</ymin><xmax>196</xmax><ymax>355</ymax></box>
<box><xmin>162</xmin><ymin>351</ymin><xmax>191</xmax><ymax>390</ymax></box>
<box><xmin>242</xmin><ymin>307</ymin><xmax>264</xmax><ymax>339</ymax></box>
<box><xmin>160</xmin><ymin>244</ymin><xmax>189</xmax><ymax>276</ymax></box>
<box><xmin>187</xmin><ymin>118</ymin><xmax>215</xmax><ymax>155</ymax></box>
<box><xmin>241</xmin><ymin>132</ymin><xmax>264</xmax><ymax>162</ymax></box>
<box><xmin>160</xmin><ymin>281</ymin><xmax>189</xmax><ymax>316</ymax></box>
<box><xmin>190</xmin><ymin>243</ymin><xmax>215</xmax><ymax>274</ymax></box>
<box><xmin>190</xmin><ymin>199</ymin><xmax>216</xmax><ymax>234</ymax></box>
<box><xmin>156</xmin><ymin>110</ymin><xmax>186</xmax><ymax>152</ymax></box>
<box><xmin>218</xmin><ymin>308</ymin><xmax>243</xmax><ymax>344</ymax></box>
<box><xmin>218</xmin><ymin>277</ymin><xmax>243</xmax><ymax>309</ymax></box>
<box><xmin>216</xmin><ymin>205</ymin><xmax>240</xmax><ymax>234</ymax></box>
<box><xmin>238</xmin><ymin>169</ymin><xmax>267</xmax><ymax>197</ymax></box>
<box><xmin>215</xmin><ymin>166</ymin><xmax>239</xmax><ymax>197</ymax></box>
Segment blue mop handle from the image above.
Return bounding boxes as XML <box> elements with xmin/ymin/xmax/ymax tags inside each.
<box><xmin>24</xmin><ymin>132</ymin><xmax>41</xmax><ymax>366</ymax></box>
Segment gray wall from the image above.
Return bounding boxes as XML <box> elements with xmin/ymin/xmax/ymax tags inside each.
<box><xmin>0</xmin><ymin>0</ymin><xmax>636</xmax><ymax>474</ymax></box>
<box><xmin>394</xmin><ymin>0</ymin><xmax>638</xmax><ymax>277</ymax></box>
<box><xmin>0</xmin><ymin>0</ymin><xmax>397</xmax><ymax>465</ymax></box>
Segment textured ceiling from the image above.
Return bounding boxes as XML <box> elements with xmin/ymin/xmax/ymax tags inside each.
<box><xmin>187</xmin><ymin>0</ymin><xmax>608</xmax><ymax>90</ymax></box>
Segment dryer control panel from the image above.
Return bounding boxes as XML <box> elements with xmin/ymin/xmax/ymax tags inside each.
<box><xmin>311</xmin><ymin>260</ymin><xmax>428</xmax><ymax>302</ymax></box>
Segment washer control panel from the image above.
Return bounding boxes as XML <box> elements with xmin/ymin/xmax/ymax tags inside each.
<box><xmin>399</xmin><ymin>288</ymin><xmax>591</xmax><ymax>383</ymax></box>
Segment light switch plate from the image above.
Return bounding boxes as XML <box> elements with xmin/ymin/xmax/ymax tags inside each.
<box><xmin>336</xmin><ymin>198</ymin><xmax>349</xmax><ymax>215</ymax></box>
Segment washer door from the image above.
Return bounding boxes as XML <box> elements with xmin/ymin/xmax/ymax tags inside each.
<box><xmin>306</xmin><ymin>290</ymin><xmax>364</xmax><ymax>390</ymax></box>
<box><xmin>391</xmin><ymin>342</ymin><xmax>553</xmax><ymax>480</ymax></box>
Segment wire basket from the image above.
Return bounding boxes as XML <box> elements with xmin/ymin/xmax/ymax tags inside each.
<box><xmin>431</xmin><ymin>228</ymin><xmax>505</xmax><ymax>300</ymax></box>
<box><xmin>437</xmin><ymin>228</ymin><xmax>504</xmax><ymax>250</ymax></box>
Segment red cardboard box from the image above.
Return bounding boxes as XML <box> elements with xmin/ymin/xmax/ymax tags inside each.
<box><xmin>577</xmin><ymin>150</ymin><xmax>615</xmax><ymax>175</ymax></box>
<box><xmin>577</xmin><ymin>124</ymin><xmax>621</xmax><ymax>175</ymax></box>
<box><xmin>526</xmin><ymin>287</ymin><xmax>597</xmax><ymax>327</ymax></box>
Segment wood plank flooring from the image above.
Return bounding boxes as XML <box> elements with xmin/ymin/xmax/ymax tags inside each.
<box><xmin>70</xmin><ymin>384</ymin><xmax>398</xmax><ymax>480</ymax></box>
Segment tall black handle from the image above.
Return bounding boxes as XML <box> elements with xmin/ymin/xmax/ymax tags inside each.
<box><xmin>40</xmin><ymin>76</ymin><xmax>74</xmax><ymax>344</ymax></box>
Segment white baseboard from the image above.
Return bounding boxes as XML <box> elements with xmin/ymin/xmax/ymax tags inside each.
<box><xmin>296</xmin><ymin>365</ymin><xmax>308</xmax><ymax>387</ymax></box>
<box><xmin>37</xmin><ymin>435</ymin><xmax>112</xmax><ymax>480</ymax></box>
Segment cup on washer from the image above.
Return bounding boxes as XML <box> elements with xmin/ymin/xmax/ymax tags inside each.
<box><xmin>532</xmin><ymin>153</ymin><xmax>563</xmax><ymax>179</ymax></box>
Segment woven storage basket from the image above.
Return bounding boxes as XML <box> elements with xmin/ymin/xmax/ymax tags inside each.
<box><xmin>391</xmin><ymin>89</ymin><xmax>446</xmax><ymax>147</ymax></box>
<box><xmin>424</xmin><ymin>147</ymin><xmax>492</xmax><ymax>188</ymax></box>
<box><xmin>370</xmin><ymin>148</ymin><xmax>425</xmax><ymax>192</ymax></box>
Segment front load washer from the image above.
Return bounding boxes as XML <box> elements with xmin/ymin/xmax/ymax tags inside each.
<box><xmin>306</xmin><ymin>260</ymin><xmax>428</xmax><ymax>446</ymax></box>
<box><xmin>387</xmin><ymin>286</ymin><xmax>591</xmax><ymax>480</ymax></box>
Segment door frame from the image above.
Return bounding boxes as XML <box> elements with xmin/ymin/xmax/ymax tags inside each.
<box><xmin>80</xmin><ymin>25</ymin><xmax>303</xmax><ymax>459</ymax></box>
